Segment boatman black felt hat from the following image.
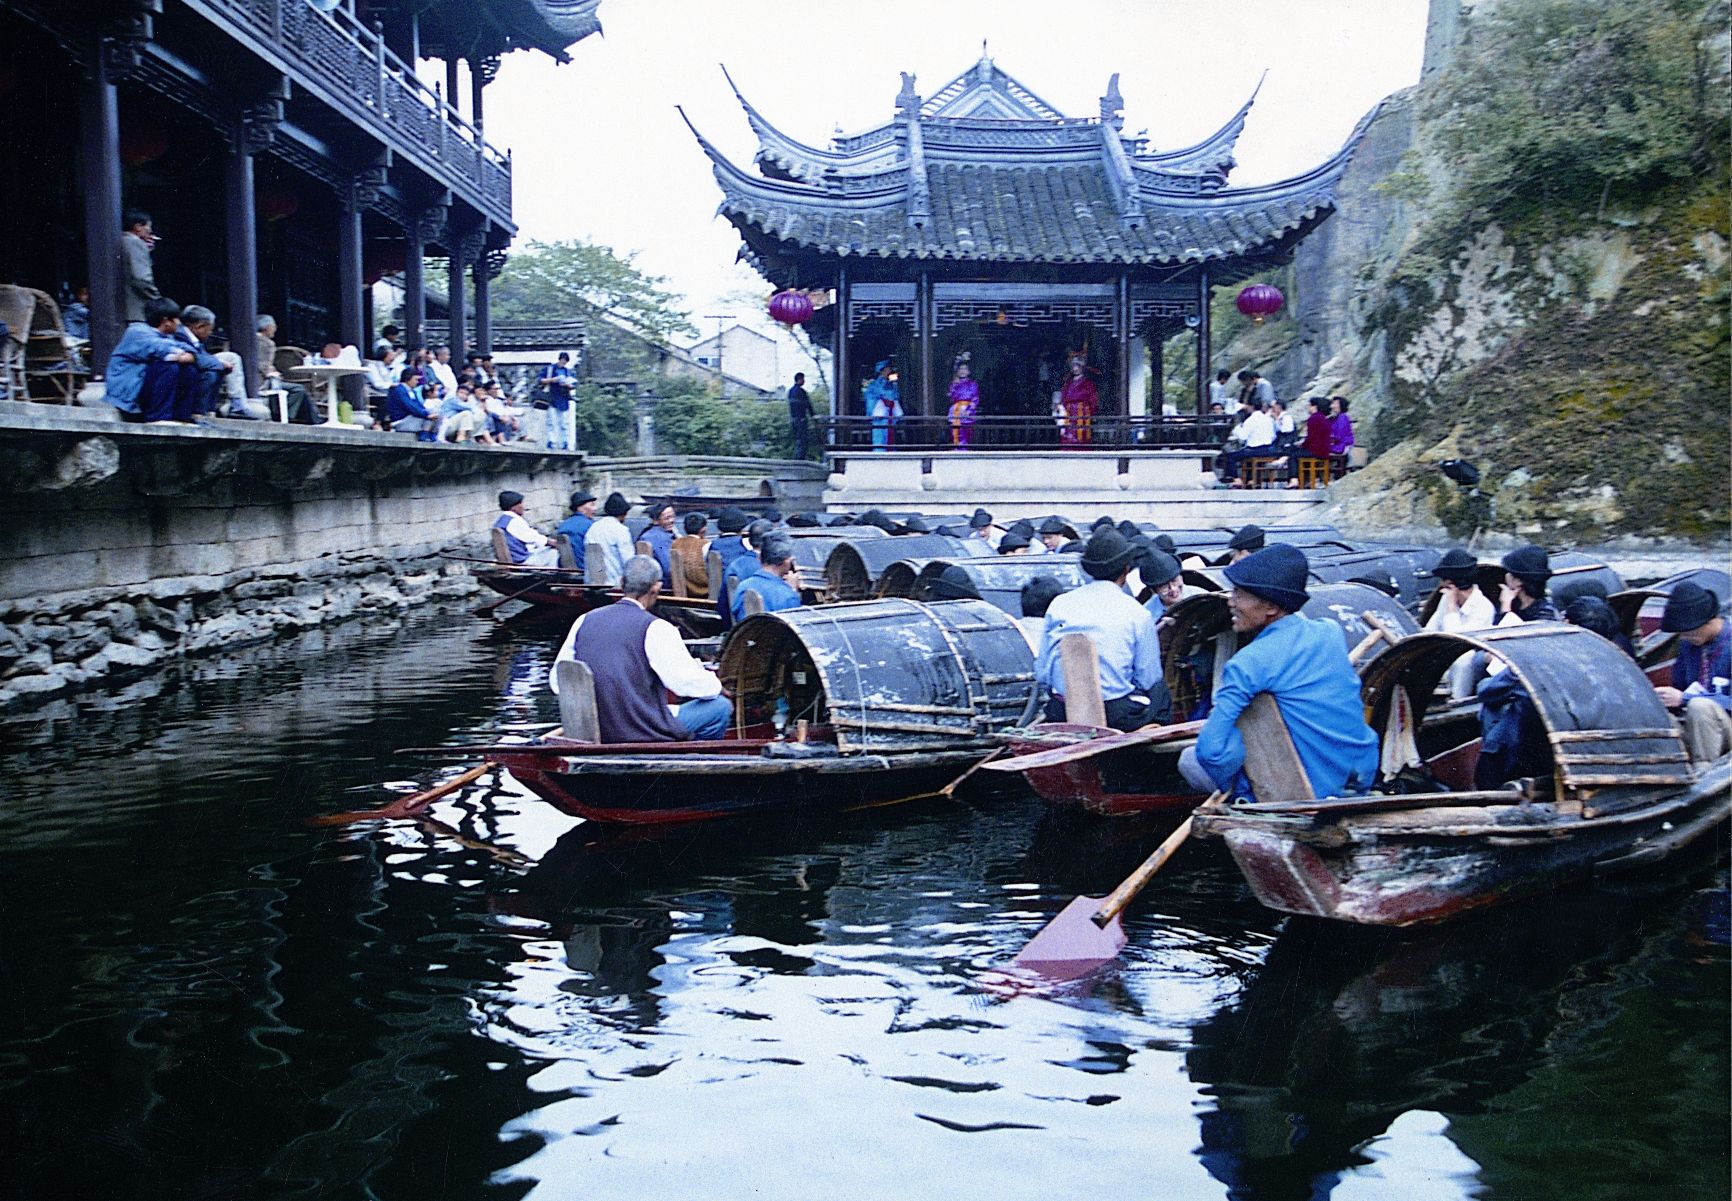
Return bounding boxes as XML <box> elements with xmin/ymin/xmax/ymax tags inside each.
<box><xmin>498</xmin><ymin>490</ymin><xmax>524</xmax><ymax>510</ymax></box>
<box><xmin>787</xmin><ymin>512</ymin><xmax>821</xmax><ymax>527</ymax></box>
<box><xmin>1224</xmin><ymin>544</ymin><xmax>1311</xmax><ymax>612</ymax></box>
<box><xmin>1227</xmin><ymin>524</ymin><xmax>1266</xmax><ymax>553</ymax></box>
<box><xmin>998</xmin><ymin>530</ymin><xmax>1031</xmax><ymax>554</ymax></box>
<box><xmin>1139</xmin><ymin>547</ymin><xmax>1183</xmax><ymax>588</ymax></box>
<box><xmin>1153</xmin><ymin>534</ymin><xmax>1178</xmax><ymax>555</ymax></box>
<box><xmin>927</xmin><ymin>565</ymin><xmax>981</xmax><ymax>601</ymax></box>
<box><xmin>858</xmin><ymin>509</ymin><xmax>897</xmax><ymax>532</ymax></box>
<box><xmin>896</xmin><ymin>516</ymin><xmax>930</xmax><ymax>535</ymax></box>
<box><xmin>1081</xmin><ymin>528</ymin><xmax>1139</xmax><ymax>580</ymax></box>
<box><xmin>969</xmin><ymin>507</ymin><xmax>994</xmax><ymax>530</ymax></box>
<box><xmin>717</xmin><ymin>507</ymin><xmax>750</xmax><ymax>533</ymax></box>
<box><xmin>1661</xmin><ymin>581</ymin><xmax>1721</xmax><ymax>633</ymax></box>
<box><xmin>1422</xmin><ymin>548</ymin><xmax>1480</xmax><ymax>585</ymax></box>
<box><xmin>1501</xmin><ymin>544</ymin><xmax>1551</xmax><ymax>584</ymax></box>
<box><xmin>1091</xmin><ymin>516</ymin><xmax>1116</xmax><ymax>531</ymax></box>
<box><xmin>1038</xmin><ymin>516</ymin><xmax>1075</xmax><ymax>537</ymax></box>
<box><xmin>569</xmin><ymin>489</ymin><xmax>596</xmax><ymax>510</ymax></box>
<box><xmin>602</xmin><ymin>492</ymin><xmax>630</xmax><ymax>518</ymax></box>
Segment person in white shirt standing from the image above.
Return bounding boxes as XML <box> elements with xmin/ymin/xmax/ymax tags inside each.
<box><xmin>584</xmin><ymin>491</ymin><xmax>637</xmax><ymax>586</ymax></box>
<box><xmin>1422</xmin><ymin>548</ymin><xmax>1498</xmax><ymax>698</ymax></box>
<box><xmin>493</xmin><ymin>491</ymin><xmax>560</xmax><ymax>568</ymax></box>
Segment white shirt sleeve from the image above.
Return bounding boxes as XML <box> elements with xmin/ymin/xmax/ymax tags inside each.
<box><xmin>505</xmin><ymin>512</ymin><xmax>549</xmax><ymax>551</ymax></box>
<box><xmin>643</xmin><ymin>618</ymin><xmax>722</xmax><ymax>699</ymax></box>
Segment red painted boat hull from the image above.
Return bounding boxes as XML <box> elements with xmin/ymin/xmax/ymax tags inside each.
<box><xmin>1007</xmin><ymin>722</ymin><xmax>1204</xmax><ymax>816</ymax></box>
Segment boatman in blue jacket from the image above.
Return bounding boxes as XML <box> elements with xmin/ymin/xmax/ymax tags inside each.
<box><xmin>1179</xmin><ymin>543</ymin><xmax>1379</xmax><ymax>800</ymax></box>
<box><xmin>731</xmin><ymin>533</ymin><xmax>803</xmax><ymax>622</ymax></box>
<box><xmin>1655</xmin><ymin>581</ymin><xmax>1731</xmax><ymax>764</ymax></box>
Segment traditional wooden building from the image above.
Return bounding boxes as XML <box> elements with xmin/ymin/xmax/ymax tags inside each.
<box><xmin>688</xmin><ymin>52</ymin><xmax>1376</xmax><ymax>448</ymax></box>
<box><xmin>0</xmin><ymin>0</ymin><xmax>600</xmax><ymax>385</ymax></box>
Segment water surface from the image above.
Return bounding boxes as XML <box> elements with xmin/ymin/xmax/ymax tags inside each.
<box><xmin>0</xmin><ymin>611</ymin><xmax>1724</xmax><ymax>1200</ymax></box>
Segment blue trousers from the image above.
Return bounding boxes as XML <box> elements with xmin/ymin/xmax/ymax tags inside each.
<box><xmin>139</xmin><ymin>360</ymin><xmax>200</xmax><ymax>423</ymax></box>
<box><xmin>677</xmin><ymin>695</ymin><xmax>733</xmax><ymax>741</ymax></box>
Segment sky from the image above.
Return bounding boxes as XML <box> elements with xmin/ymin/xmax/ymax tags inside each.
<box><xmin>465</xmin><ymin>0</ymin><xmax>1430</xmax><ymax>342</ymax></box>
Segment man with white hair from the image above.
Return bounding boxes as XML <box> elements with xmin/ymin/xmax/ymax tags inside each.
<box><xmin>551</xmin><ymin>555</ymin><xmax>733</xmax><ymax>742</ymax></box>
<box><xmin>253</xmin><ymin>314</ymin><xmax>316</xmax><ymax>423</ymax></box>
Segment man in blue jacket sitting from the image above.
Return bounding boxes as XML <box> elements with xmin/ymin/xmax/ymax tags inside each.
<box><xmin>731</xmin><ymin>533</ymin><xmax>803</xmax><ymax>622</ymax></box>
<box><xmin>1179</xmin><ymin>543</ymin><xmax>1378</xmax><ymax>800</ymax></box>
<box><xmin>385</xmin><ymin>368</ymin><xmax>437</xmax><ymax>440</ymax></box>
<box><xmin>103</xmin><ymin>297</ymin><xmax>200</xmax><ymax>423</ymax></box>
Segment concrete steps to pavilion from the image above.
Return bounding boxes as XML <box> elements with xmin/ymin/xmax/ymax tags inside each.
<box><xmin>822</xmin><ymin>449</ymin><xmax>1327</xmax><ymax>524</ymax></box>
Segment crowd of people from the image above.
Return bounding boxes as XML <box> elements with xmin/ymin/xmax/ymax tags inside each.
<box><xmin>1207</xmin><ymin>369</ymin><xmax>1357</xmax><ymax>488</ymax></box>
<box><xmin>498</xmin><ymin>494</ymin><xmax>1730</xmax><ymax>790</ymax></box>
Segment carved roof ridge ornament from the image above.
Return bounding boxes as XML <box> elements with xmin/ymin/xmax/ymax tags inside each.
<box><xmin>897</xmin><ymin>73</ymin><xmax>931</xmax><ymax>226</ymax></box>
<box><xmin>1134</xmin><ymin>70</ymin><xmax>1265</xmax><ymax>182</ymax></box>
<box><xmin>1100</xmin><ymin>72</ymin><xmax>1125</xmax><ymax>132</ymax></box>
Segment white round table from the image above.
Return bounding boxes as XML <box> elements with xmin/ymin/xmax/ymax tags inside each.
<box><xmin>296</xmin><ymin>363</ymin><xmax>370</xmax><ymax>428</ymax></box>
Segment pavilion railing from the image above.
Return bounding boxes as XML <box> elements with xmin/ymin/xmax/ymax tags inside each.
<box><xmin>203</xmin><ymin>0</ymin><xmax>512</xmax><ymax>226</ymax></box>
<box><xmin>820</xmin><ymin>414</ymin><xmax>1235</xmax><ymax>453</ymax></box>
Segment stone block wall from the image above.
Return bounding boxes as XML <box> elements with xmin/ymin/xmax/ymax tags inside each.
<box><xmin>0</xmin><ymin>412</ymin><xmax>584</xmax><ymax>708</ymax></box>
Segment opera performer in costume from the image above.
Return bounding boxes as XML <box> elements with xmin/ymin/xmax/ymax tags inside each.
<box><xmin>947</xmin><ymin>353</ymin><xmax>980</xmax><ymax>448</ymax></box>
<box><xmin>1060</xmin><ymin>352</ymin><xmax>1098</xmax><ymax>446</ymax></box>
<box><xmin>866</xmin><ymin>360</ymin><xmax>902</xmax><ymax>451</ymax></box>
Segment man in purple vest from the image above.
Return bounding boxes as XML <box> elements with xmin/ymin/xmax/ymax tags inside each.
<box><xmin>550</xmin><ymin>556</ymin><xmax>733</xmax><ymax>741</ymax></box>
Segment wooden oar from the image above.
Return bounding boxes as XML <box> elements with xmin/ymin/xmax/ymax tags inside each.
<box><xmin>1011</xmin><ymin>793</ymin><xmax>1221</xmax><ymax>980</ymax></box>
<box><xmin>982</xmin><ymin>720</ymin><xmax>1204</xmax><ymax>774</ymax></box>
<box><xmin>310</xmin><ymin>762</ymin><xmax>495</xmax><ymax>826</ymax></box>
<box><xmin>476</xmin><ymin>577</ymin><xmax>554</xmax><ymax>618</ymax></box>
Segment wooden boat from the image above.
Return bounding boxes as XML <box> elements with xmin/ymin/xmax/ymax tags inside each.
<box><xmin>823</xmin><ymin>534</ymin><xmax>991</xmax><ymax>600</ymax></box>
<box><xmin>902</xmin><ymin>555</ymin><xmax>1087</xmax><ymax>617</ymax></box>
<box><xmin>1191</xmin><ymin>623</ymin><xmax>1731</xmax><ymax>926</ymax></box>
<box><xmin>1416</xmin><ymin>553</ymin><xmax>1625</xmax><ymax>626</ymax></box>
<box><xmin>1001</xmin><ymin>583</ymin><xmax>1420</xmax><ymax>817</ymax></box>
<box><xmin>490</xmin><ymin>598</ymin><xmax>1037</xmax><ymax>825</ymax></box>
<box><xmin>473</xmin><ymin>566</ymin><xmax>726</xmax><ymax>639</ymax></box>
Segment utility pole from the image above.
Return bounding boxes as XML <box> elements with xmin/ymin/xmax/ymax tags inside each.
<box><xmin>704</xmin><ymin>313</ymin><xmax>730</xmax><ymax>391</ymax></box>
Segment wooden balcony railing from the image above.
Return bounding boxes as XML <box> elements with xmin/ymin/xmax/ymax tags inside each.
<box><xmin>820</xmin><ymin>414</ymin><xmax>1235</xmax><ymax>452</ymax></box>
<box><xmin>203</xmin><ymin>0</ymin><xmax>512</xmax><ymax>224</ymax></box>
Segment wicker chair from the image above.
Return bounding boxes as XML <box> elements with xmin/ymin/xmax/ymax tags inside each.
<box><xmin>20</xmin><ymin>289</ymin><xmax>85</xmax><ymax>402</ymax></box>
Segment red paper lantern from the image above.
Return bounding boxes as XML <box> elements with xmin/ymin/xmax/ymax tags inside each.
<box><xmin>1235</xmin><ymin>283</ymin><xmax>1285</xmax><ymax>325</ymax></box>
<box><xmin>257</xmin><ymin>187</ymin><xmax>299</xmax><ymax>223</ymax></box>
<box><xmin>364</xmin><ymin>242</ymin><xmax>408</xmax><ymax>285</ymax></box>
<box><xmin>768</xmin><ymin>289</ymin><xmax>814</xmax><ymax>326</ymax></box>
<box><xmin>118</xmin><ymin>121</ymin><xmax>170</xmax><ymax>167</ymax></box>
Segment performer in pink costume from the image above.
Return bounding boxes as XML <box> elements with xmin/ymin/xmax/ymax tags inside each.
<box><xmin>946</xmin><ymin>353</ymin><xmax>979</xmax><ymax>448</ymax></box>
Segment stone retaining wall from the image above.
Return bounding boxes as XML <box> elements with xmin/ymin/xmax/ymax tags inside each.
<box><xmin>0</xmin><ymin>404</ymin><xmax>584</xmax><ymax>708</ymax></box>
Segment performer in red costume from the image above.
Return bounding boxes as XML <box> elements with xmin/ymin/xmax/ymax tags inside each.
<box><xmin>1060</xmin><ymin>353</ymin><xmax>1098</xmax><ymax>446</ymax></box>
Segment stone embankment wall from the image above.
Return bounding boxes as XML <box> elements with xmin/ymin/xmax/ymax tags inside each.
<box><xmin>0</xmin><ymin>405</ymin><xmax>584</xmax><ymax>709</ymax></box>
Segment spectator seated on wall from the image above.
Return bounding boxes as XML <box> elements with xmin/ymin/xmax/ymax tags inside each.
<box><xmin>102</xmin><ymin>296</ymin><xmax>203</xmax><ymax>425</ymax></box>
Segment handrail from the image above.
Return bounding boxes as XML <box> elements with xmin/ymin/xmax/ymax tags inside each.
<box><xmin>820</xmin><ymin>413</ymin><xmax>1236</xmax><ymax>452</ymax></box>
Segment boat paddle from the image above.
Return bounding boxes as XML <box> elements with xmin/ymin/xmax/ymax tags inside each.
<box><xmin>1010</xmin><ymin>792</ymin><xmax>1222</xmax><ymax>980</ymax></box>
<box><xmin>475</xmin><ymin>577</ymin><xmax>553</xmax><ymax>618</ymax></box>
<box><xmin>309</xmin><ymin>762</ymin><xmax>495</xmax><ymax>826</ymax></box>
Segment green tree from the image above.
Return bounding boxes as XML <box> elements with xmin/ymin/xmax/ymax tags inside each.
<box><xmin>493</xmin><ymin>239</ymin><xmax>696</xmax><ymax>343</ymax></box>
<box><xmin>572</xmin><ymin>383</ymin><xmax>637</xmax><ymax>457</ymax></box>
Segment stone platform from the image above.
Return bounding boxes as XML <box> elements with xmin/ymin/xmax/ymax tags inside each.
<box><xmin>823</xmin><ymin>450</ymin><xmax>1327</xmax><ymax>523</ymax></box>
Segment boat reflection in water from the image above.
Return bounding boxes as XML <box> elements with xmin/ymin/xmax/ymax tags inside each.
<box><xmin>1186</xmin><ymin>872</ymin><xmax>1729</xmax><ymax>1200</ymax></box>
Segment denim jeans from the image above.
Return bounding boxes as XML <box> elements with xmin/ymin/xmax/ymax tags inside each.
<box><xmin>677</xmin><ymin>695</ymin><xmax>733</xmax><ymax>741</ymax></box>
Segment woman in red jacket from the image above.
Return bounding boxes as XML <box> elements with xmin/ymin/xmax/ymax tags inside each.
<box><xmin>1288</xmin><ymin>397</ymin><xmax>1334</xmax><ymax>488</ymax></box>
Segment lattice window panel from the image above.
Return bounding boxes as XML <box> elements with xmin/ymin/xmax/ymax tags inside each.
<box><xmin>933</xmin><ymin>300</ymin><xmax>1118</xmax><ymax>336</ymax></box>
<box><xmin>847</xmin><ymin>300</ymin><xmax>919</xmax><ymax>333</ymax></box>
<box><xmin>1131</xmin><ymin>298</ymin><xmax>1200</xmax><ymax>330</ymax></box>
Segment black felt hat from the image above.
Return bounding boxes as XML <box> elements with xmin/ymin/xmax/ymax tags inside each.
<box><xmin>1422</xmin><ymin>548</ymin><xmax>1480</xmax><ymax>585</ymax></box>
<box><xmin>927</xmin><ymin>565</ymin><xmax>981</xmax><ymax>601</ymax></box>
<box><xmin>1038</xmin><ymin>516</ymin><xmax>1075</xmax><ymax>537</ymax></box>
<box><xmin>568</xmin><ymin>489</ymin><xmax>596</xmax><ymax>510</ymax></box>
<box><xmin>498</xmin><ymin>490</ymin><xmax>524</xmax><ymax>511</ymax></box>
<box><xmin>969</xmin><ymin>507</ymin><xmax>994</xmax><ymax>530</ymax></box>
<box><xmin>1139</xmin><ymin>547</ymin><xmax>1183</xmax><ymax>588</ymax></box>
<box><xmin>1227</xmin><ymin>524</ymin><xmax>1266</xmax><ymax>552</ymax></box>
<box><xmin>787</xmin><ymin>512</ymin><xmax>821</xmax><ymax>528</ymax></box>
<box><xmin>763</xmin><ymin>508</ymin><xmax>783</xmax><ymax>523</ymax></box>
<box><xmin>1091</xmin><ymin>516</ymin><xmax>1116</xmax><ymax>531</ymax></box>
<box><xmin>1006</xmin><ymin>519</ymin><xmax>1035</xmax><ymax>538</ymax></box>
<box><xmin>1661</xmin><ymin>582</ymin><xmax>1720</xmax><ymax>633</ymax></box>
<box><xmin>1152</xmin><ymin>534</ymin><xmax>1178</xmax><ymax>555</ymax></box>
<box><xmin>997</xmin><ymin>531</ymin><xmax>1031</xmax><ymax>554</ymax></box>
<box><xmin>1116</xmin><ymin>519</ymin><xmax>1142</xmax><ymax>540</ymax></box>
<box><xmin>1224</xmin><ymin>544</ymin><xmax>1310</xmax><ymax>612</ymax></box>
<box><xmin>602</xmin><ymin>492</ymin><xmax>630</xmax><ymax>518</ymax></box>
<box><xmin>717</xmin><ymin>507</ymin><xmax>750</xmax><ymax>533</ymax></box>
<box><xmin>858</xmin><ymin>508</ymin><xmax>897</xmax><ymax>532</ymax></box>
<box><xmin>1081</xmin><ymin>529</ymin><xmax>1139</xmax><ymax>580</ymax></box>
<box><xmin>896</xmin><ymin>516</ymin><xmax>931</xmax><ymax>535</ymax></box>
<box><xmin>1501</xmin><ymin>545</ymin><xmax>1551</xmax><ymax>584</ymax></box>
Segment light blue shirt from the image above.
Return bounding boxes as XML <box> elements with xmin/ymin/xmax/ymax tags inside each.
<box><xmin>1194</xmin><ymin>612</ymin><xmax>1379</xmax><ymax>800</ymax></box>
<box><xmin>102</xmin><ymin>322</ymin><xmax>185</xmax><ymax>413</ymax></box>
<box><xmin>732</xmin><ymin>568</ymin><xmax>802</xmax><ymax>622</ymax></box>
<box><xmin>1035</xmin><ymin>580</ymin><xmax>1163</xmax><ymax>702</ymax></box>
<box><xmin>583</xmin><ymin>515</ymin><xmax>635</xmax><ymax>586</ymax></box>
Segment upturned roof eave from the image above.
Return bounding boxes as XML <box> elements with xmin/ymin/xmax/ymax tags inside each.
<box><xmin>1135</xmin><ymin>71</ymin><xmax>1264</xmax><ymax>175</ymax></box>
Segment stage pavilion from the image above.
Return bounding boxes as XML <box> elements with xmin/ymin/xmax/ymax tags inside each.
<box><xmin>687</xmin><ymin>50</ymin><xmax>1376</xmax><ymax>457</ymax></box>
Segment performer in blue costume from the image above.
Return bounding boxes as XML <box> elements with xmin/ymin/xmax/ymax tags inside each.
<box><xmin>1179</xmin><ymin>544</ymin><xmax>1378</xmax><ymax>800</ymax></box>
<box><xmin>865</xmin><ymin>360</ymin><xmax>901</xmax><ymax>451</ymax></box>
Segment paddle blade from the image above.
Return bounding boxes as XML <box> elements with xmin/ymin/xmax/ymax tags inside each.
<box><xmin>1011</xmin><ymin>895</ymin><xmax>1126</xmax><ymax>980</ymax></box>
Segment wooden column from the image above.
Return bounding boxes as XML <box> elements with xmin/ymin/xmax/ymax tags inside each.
<box><xmin>403</xmin><ymin>219</ymin><xmax>425</xmax><ymax>350</ymax></box>
<box><xmin>224</xmin><ymin>143</ymin><xmax>259</xmax><ymax>395</ymax></box>
<box><xmin>338</xmin><ymin>203</ymin><xmax>364</xmax><ymax>351</ymax></box>
<box><xmin>1195</xmin><ymin>268</ymin><xmax>1212</xmax><ymax>415</ymax></box>
<box><xmin>445</xmin><ymin>58</ymin><xmax>460</xmax><ymax>116</ymax></box>
<box><xmin>79</xmin><ymin>50</ymin><xmax>123</xmax><ymax>375</ymax></box>
<box><xmin>1149</xmin><ymin>337</ymin><xmax>1163</xmax><ymax>417</ymax></box>
<box><xmin>470</xmin><ymin>61</ymin><xmax>486</xmax><ymax>129</ymax></box>
<box><xmin>447</xmin><ymin>236</ymin><xmax>469</xmax><ymax>361</ymax></box>
<box><xmin>916</xmin><ymin>270</ymin><xmax>933</xmax><ymax>420</ymax></box>
<box><xmin>1116</xmin><ymin>274</ymin><xmax>1132</xmax><ymax>424</ymax></box>
<box><xmin>472</xmin><ymin>247</ymin><xmax>492</xmax><ymax>355</ymax></box>
<box><xmin>835</xmin><ymin>266</ymin><xmax>850</xmax><ymax>418</ymax></box>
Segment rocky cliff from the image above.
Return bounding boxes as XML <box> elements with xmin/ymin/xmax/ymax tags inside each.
<box><xmin>1278</xmin><ymin>0</ymin><xmax>1730</xmax><ymax>549</ymax></box>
